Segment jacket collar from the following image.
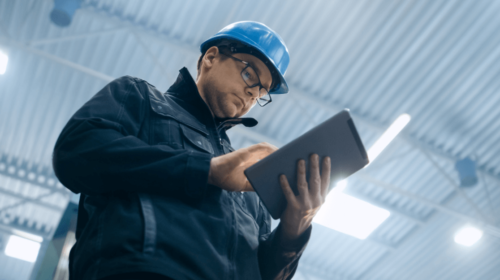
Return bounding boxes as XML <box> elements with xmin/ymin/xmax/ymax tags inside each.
<box><xmin>166</xmin><ymin>67</ymin><xmax>258</xmax><ymax>132</ymax></box>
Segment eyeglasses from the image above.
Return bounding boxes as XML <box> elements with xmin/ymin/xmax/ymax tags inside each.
<box><xmin>220</xmin><ymin>52</ymin><xmax>272</xmax><ymax>107</ymax></box>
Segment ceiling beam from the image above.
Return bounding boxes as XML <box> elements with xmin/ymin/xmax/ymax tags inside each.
<box><xmin>130</xmin><ymin>30</ymin><xmax>177</xmax><ymax>82</ymax></box>
<box><xmin>356</xmin><ymin>189</ymin><xmax>458</xmax><ymax>280</ymax></box>
<box><xmin>357</xmin><ymin>172</ymin><xmax>500</xmax><ymax>239</ymax></box>
<box><xmin>0</xmin><ymin>153</ymin><xmax>70</xmax><ymax>197</ymax></box>
<box><xmin>0</xmin><ymin>36</ymin><xmax>114</xmax><ymax>82</ymax></box>
<box><xmin>28</xmin><ymin>27</ymin><xmax>128</xmax><ymax>46</ymax></box>
<box><xmin>298</xmin><ymin>262</ymin><xmax>357</xmax><ymax>280</ymax></box>
<box><xmin>79</xmin><ymin>5</ymin><xmax>199</xmax><ymax>57</ymax></box>
<box><xmin>0</xmin><ymin>215</ymin><xmax>52</xmax><ymax>239</ymax></box>
<box><xmin>419</xmin><ymin>147</ymin><xmax>493</xmax><ymax>223</ymax></box>
<box><xmin>0</xmin><ymin>187</ymin><xmax>65</xmax><ymax>212</ymax></box>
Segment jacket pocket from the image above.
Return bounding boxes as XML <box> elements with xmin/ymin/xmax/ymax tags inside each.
<box><xmin>149</xmin><ymin>96</ymin><xmax>213</xmax><ymax>154</ymax></box>
<box><xmin>180</xmin><ymin>124</ymin><xmax>214</xmax><ymax>154</ymax></box>
<box><xmin>99</xmin><ymin>193</ymin><xmax>144</xmax><ymax>258</ymax></box>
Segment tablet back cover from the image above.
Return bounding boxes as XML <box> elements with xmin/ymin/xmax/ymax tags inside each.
<box><xmin>244</xmin><ymin>110</ymin><xmax>369</xmax><ymax>219</ymax></box>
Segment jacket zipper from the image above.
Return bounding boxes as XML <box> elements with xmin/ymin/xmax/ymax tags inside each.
<box><xmin>226</xmin><ymin>194</ymin><xmax>237</xmax><ymax>280</ymax></box>
<box><xmin>206</xmin><ymin>121</ymin><xmax>234</xmax><ymax>280</ymax></box>
<box><xmin>214</xmin><ymin>121</ymin><xmax>238</xmax><ymax>279</ymax></box>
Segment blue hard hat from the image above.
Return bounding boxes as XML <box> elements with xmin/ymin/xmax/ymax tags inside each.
<box><xmin>200</xmin><ymin>21</ymin><xmax>289</xmax><ymax>94</ymax></box>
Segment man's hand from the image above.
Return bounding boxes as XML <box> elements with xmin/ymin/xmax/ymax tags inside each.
<box><xmin>208</xmin><ymin>142</ymin><xmax>278</xmax><ymax>192</ymax></box>
<box><xmin>279</xmin><ymin>154</ymin><xmax>331</xmax><ymax>241</ymax></box>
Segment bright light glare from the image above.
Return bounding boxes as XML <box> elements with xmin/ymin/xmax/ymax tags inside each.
<box><xmin>454</xmin><ymin>227</ymin><xmax>483</xmax><ymax>246</ymax></box>
<box><xmin>12</xmin><ymin>229</ymin><xmax>43</xmax><ymax>243</ymax></box>
<box><xmin>0</xmin><ymin>51</ymin><xmax>8</xmax><ymax>75</ymax></box>
<box><xmin>314</xmin><ymin>181</ymin><xmax>390</xmax><ymax>239</ymax></box>
<box><xmin>368</xmin><ymin>114</ymin><xmax>411</xmax><ymax>162</ymax></box>
<box><xmin>4</xmin><ymin>235</ymin><xmax>41</xmax><ymax>262</ymax></box>
<box><xmin>333</xmin><ymin>179</ymin><xmax>348</xmax><ymax>193</ymax></box>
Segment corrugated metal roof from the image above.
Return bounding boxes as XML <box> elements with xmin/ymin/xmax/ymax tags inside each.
<box><xmin>1</xmin><ymin>0</ymin><xmax>500</xmax><ymax>279</ymax></box>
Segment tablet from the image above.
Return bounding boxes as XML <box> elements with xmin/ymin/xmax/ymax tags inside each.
<box><xmin>244</xmin><ymin>109</ymin><xmax>369</xmax><ymax>219</ymax></box>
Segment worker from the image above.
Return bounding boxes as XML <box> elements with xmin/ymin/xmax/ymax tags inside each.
<box><xmin>53</xmin><ymin>21</ymin><xmax>331</xmax><ymax>280</ymax></box>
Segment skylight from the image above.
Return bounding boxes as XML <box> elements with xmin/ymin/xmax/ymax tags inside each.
<box><xmin>4</xmin><ymin>235</ymin><xmax>41</xmax><ymax>262</ymax></box>
<box><xmin>314</xmin><ymin>180</ymin><xmax>391</xmax><ymax>239</ymax></box>
<box><xmin>367</xmin><ymin>114</ymin><xmax>411</xmax><ymax>163</ymax></box>
<box><xmin>454</xmin><ymin>226</ymin><xmax>483</xmax><ymax>246</ymax></box>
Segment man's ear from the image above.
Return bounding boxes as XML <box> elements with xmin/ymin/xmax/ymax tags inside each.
<box><xmin>202</xmin><ymin>46</ymin><xmax>220</xmax><ymax>70</ymax></box>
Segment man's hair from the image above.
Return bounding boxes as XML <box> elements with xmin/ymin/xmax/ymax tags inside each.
<box><xmin>196</xmin><ymin>53</ymin><xmax>204</xmax><ymax>79</ymax></box>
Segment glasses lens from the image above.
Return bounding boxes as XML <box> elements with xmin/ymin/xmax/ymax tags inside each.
<box><xmin>259</xmin><ymin>88</ymin><xmax>270</xmax><ymax>100</ymax></box>
<box><xmin>239</xmin><ymin>63</ymin><xmax>271</xmax><ymax>107</ymax></box>
<box><xmin>241</xmin><ymin>66</ymin><xmax>259</xmax><ymax>87</ymax></box>
<box><xmin>257</xmin><ymin>89</ymin><xmax>271</xmax><ymax>106</ymax></box>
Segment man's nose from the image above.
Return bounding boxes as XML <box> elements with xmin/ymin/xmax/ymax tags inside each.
<box><xmin>247</xmin><ymin>87</ymin><xmax>259</xmax><ymax>99</ymax></box>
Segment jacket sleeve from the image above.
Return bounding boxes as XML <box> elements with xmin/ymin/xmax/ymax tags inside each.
<box><xmin>52</xmin><ymin>76</ymin><xmax>213</xmax><ymax>198</ymax></box>
<box><xmin>258</xmin><ymin>201</ymin><xmax>312</xmax><ymax>280</ymax></box>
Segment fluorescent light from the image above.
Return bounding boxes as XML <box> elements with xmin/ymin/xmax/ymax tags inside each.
<box><xmin>12</xmin><ymin>229</ymin><xmax>43</xmax><ymax>243</ymax></box>
<box><xmin>0</xmin><ymin>50</ymin><xmax>8</xmax><ymax>75</ymax></box>
<box><xmin>368</xmin><ymin>114</ymin><xmax>411</xmax><ymax>162</ymax></box>
<box><xmin>314</xmin><ymin>180</ymin><xmax>390</xmax><ymax>239</ymax></box>
<box><xmin>4</xmin><ymin>235</ymin><xmax>41</xmax><ymax>262</ymax></box>
<box><xmin>332</xmin><ymin>179</ymin><xmax>348</xmax><ymax>193</ymax></box>
<box><xmin>454</xmin><ymin>227</ymin><xmax>483</xmax><ymax>246</ymax></box>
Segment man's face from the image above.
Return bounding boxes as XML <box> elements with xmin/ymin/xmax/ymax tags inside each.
<box><xmin>197</xmin><ymin>47</ymin><xmax>273</xmax><ymax>119</ymax></box>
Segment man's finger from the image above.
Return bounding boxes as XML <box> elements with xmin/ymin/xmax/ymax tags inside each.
<box><xmin>297</xmin><ymin>159</ymin><xmax>308</xmax><ymax>196</ymax></box>
<box><xmin>320</xmin><ymin>156</ymin><xmax>331</xmax><ymax>197</ymax></box>
<box><xmin>224</xmin><ymin>142</ymin><xmax>278</xmax><ymax>171</ymax></box>
<box><xmin>245</xmin><ymin>142</ymin><xmax>278</xmax><ymax>157</ymax></box>
<box><xmin>309</xmin><ymin>154</ymin><xmax>320</xmax><ymax>195</ymax></box>
<box><xmin>280</xmin><ymin>174</ymin><xmax>296</xmax><ymax>204</ymax></box>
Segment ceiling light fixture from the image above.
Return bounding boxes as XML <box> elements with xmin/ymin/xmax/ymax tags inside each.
<box><xmin>0</xmin><ymin>50</ymin><xmax>8</xmax><ymax>75</ymax></box>
<box><xmin>454</xmin><ymin>226</ymin><xmax>483</xmax><ymax>246</ymax></box>
<box><xmin>12</xmin><ymin>229</ymin><xmax>43</xmax><ymax>243</ymax></box>
<box><xmin>367</xmin><ymin>114</ymin><xmax>411</xmax><ymax>163</ymax></box>
<box><xmin>4</xmin><ymin>235</ymin><xmax>41</xmax><ymax>262</ymax></box>
<box><xmin>314</xmin><ymin>180</ymin><xmax>391</xmax><ymax>239</ymax></box>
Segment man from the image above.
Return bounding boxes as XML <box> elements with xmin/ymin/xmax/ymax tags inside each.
<box><xmin>53</xmin><ymin>21</ymin><xmax>331</xmax><ymax>280</ymax></box>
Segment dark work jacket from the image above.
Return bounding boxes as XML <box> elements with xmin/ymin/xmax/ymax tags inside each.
<box><xmin>52</xmin><ymin>68</ymin><xmax>311</xmax><ymax>280</ymax></box>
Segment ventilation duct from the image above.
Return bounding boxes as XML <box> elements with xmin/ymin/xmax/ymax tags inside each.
<box><xmin>454</xmin><ymin>157</ymin><xmax>478</xmax><ymax>187</ymax></box>
<box><xmin>50</xmin><ymin>0</ymin><xmax>81</xmax><ymax>27</ymax></box>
